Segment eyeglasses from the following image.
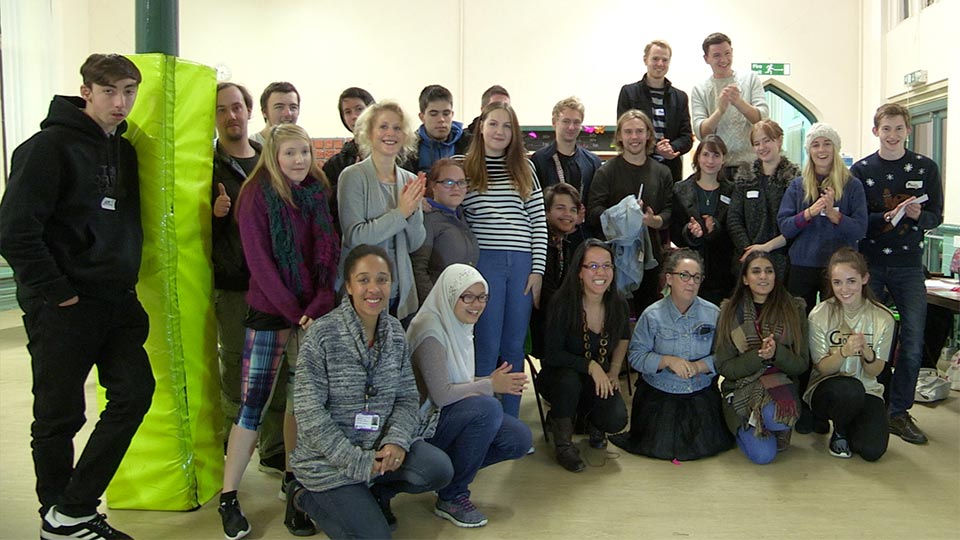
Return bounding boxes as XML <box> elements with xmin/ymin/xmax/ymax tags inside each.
<box><xmin>459</xmin><ymin>293</ymin><xmax>489</xmax><ymax>304</ymax></box>
<box><xmin>436</xmin><ymin>179</ymin><xmax>468</xmax><ymax>189</ymax></box>
<box><xmin>581</xmin><ymin>263</ymin><xmax>614</xmax><ymax>272</ymax></box>
<box><xmin>667</xmin><ymin>271</ymin><xmax>704</xmax><ymax>284</ymax></box>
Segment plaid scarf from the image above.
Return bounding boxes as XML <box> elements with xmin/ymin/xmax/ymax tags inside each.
<box><xmin>729</xmin><ymin>298</ymin><xmax>799</xmax><ymax>436</ymax></box>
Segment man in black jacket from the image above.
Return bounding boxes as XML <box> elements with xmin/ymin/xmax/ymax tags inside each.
<box><xmin>617</xmin><ymin>40</ymin><xmax>693</xmax><ymax>183</ymax></box>
<box><xmin>0</xmin><ymin>53</ymin><xmax>153</xmax><ymax>540</ymax></box>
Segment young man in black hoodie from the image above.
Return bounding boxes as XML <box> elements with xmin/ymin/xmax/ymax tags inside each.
<box><xmin>0</xmin><ymin>53</ymin><xmax>153</xmax><ymax>540</ymax></box>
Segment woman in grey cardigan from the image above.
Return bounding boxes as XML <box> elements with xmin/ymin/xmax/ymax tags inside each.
<box><xmin>288</xmin><ymin>245</ymin><xmax>453</xmax><ymax>539</ymax></box>
<box><xmin>339</xmin><ymin>101</ymin><xmax>426</xmax><ymax>321</ymax></box>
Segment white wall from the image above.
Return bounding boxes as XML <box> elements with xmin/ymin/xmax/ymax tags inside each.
<box><xmin>11</xmin><ymin>0</ymin><xmax>951</xmax><ymax>217</ymax></box>
<box><xmin>43</xmin><ymin>0</ymin><xmax>862</xmax><ymax>144</ymax></box>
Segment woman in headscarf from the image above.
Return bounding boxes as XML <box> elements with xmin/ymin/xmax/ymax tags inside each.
<box><xmin>408</xmin><ymin>264</ymin><xmax>531</xmax><ymax>528</ymax></box>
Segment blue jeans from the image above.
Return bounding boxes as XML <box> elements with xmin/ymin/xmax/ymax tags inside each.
<box><xmin>474</xmin><ymin>249</ymin><xmax>534</xmax><ymax>417</ymax></box>
<box><xmin>427</xmin><ymin>395</ymin><xmax>531</xmax><ymax>501</ymax></box>
<box><xmin>735</xmin><ymin>402</ymin><xmax>791</xmax><ymax>465</ymax></box>
<box><xmin>298</xmin><ymin>440</ymin><xmax>453</xmax><ymax>539</ymax></box>
<box><xmin>867</xmin><ymin>263</ymin><xmax>926</xmax><ymax>416</ymax></box>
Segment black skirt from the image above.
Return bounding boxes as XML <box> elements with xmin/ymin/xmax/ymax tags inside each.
<box><xmin>609</xmin><ymin>375</ymin><xmax>734</xmax><ymax>461</ymax></box>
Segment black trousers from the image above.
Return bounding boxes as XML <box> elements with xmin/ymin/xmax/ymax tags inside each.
<box><xmin>538</xmin><ymin>366</ymin><xmax>627</xmax><ymax>434</ymax></box>
<box><xmin>810</xmin><ymin>377</ymin><xmax>889</xmax><ymax>461</ymax></box>
<box><xmin>19</xmin><ymin>290</ymin><xmax>155</xmax><ymax>517</ymax></box>
<box><xmin>787</xmin><ymin>265</ymin><xmax>826</xmax><ymax>317</ymax></box>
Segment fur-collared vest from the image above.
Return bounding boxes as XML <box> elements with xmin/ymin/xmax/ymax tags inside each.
<box><xmin>726</xmin><ymin>158</ymin><xmax>800</xmax><ymax>277</ymax></box>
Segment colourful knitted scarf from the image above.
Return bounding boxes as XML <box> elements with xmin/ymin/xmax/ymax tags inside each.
<box><xmin>729</xmin><ymin>298</ymin><xmax>799</xmax><ymax>436</ymax></box>
<box><xmin>263</xmin><ymin>178</ymin><xmax>334</xmax><ymax>303</ymax></box>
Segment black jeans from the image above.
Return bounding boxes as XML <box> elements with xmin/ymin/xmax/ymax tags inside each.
<box><xmin>810</xmin><ymin>377</ymin><xmax>889</xmax><ymax>461</ymax></box>
<box><xmin>538</xmin><ymin>366</ymin><xmax>628</xmax><ymax>433</ymax></box>
<box><xmin>787</xmin><ymin>265</ymin><xmax>826</xmax><ymax>316</ymax></box>
<box><xmin>20</xmin><ymin>290</ymin><xmax>155</xmax><ymax>516</ymax></box>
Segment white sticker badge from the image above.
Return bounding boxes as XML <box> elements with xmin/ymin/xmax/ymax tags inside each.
<box><xmin>746</xmin><ymin>190</ymin><xmax>760</xmax><ymax>199</ymax></box>
<box><xmin>101</xmin><ymin>197</ymin><xmax>116</xmax><ymax>211</ymax></box>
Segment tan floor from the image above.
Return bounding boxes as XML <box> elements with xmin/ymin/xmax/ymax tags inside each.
<box><xmin>1</xmin><ymin>307</ymin><xmax>958</xmax><ymax>540</ymax></box>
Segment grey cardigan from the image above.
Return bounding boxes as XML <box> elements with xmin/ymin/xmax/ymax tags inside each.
<box><xmin>291</xmin><ymin>301</ymin><xmax>420</xmax><ymax>493</ymax></box>
<box><xmin>338</xmin><ymin>157</ymin><xmax>426</xmax><ymax>319</ymax></box>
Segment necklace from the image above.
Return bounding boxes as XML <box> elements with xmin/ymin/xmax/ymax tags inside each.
<box><xmin>582</xmin><ymin>309</ymin><xmax>609</xmax><ymax>367</ymax></box>
<box><xmin>698</xmin><ymin>185</ymin><xmax>718</xmax><ymax>209</ymax></box>
<box><xmin>550</xmin><ymin>233</ymin><xmax>566</xmax><ymax>277</ymax></box>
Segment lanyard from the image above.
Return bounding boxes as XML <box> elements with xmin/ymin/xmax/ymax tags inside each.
<box><xmin>552</xmin><ymin>153</ymin><xmax>567</xmax><ymax>185</ymax></box>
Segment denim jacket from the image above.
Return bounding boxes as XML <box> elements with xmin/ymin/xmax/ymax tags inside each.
<box><xmin>629</xmin><ymin>296</ymin><xmax>720</xmax><ymax>394</ymax></box>
<box><xmin>600</xmin><ymin>195</ymin><xmax>658</xmax><ymax>295</ymax></box>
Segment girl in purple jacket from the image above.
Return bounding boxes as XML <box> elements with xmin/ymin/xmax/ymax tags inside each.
<box><xmin>219</xmin><ymin>124</ymin><xmax>339</xmax><ymax>540</ymax></box>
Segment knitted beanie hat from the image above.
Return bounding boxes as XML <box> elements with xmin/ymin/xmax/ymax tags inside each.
<box><xmin>805</xmin><ymin>122</ymin><xmax>841</xmax><ymax>149</ymax></box>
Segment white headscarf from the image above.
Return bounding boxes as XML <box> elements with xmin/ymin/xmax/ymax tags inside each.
<box><xmin>406</xmin><ymin>264</ymin><xmax>487</xmax><ymax>385</ymax></box>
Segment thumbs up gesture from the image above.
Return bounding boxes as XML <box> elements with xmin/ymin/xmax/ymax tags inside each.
<box><xmin>214</xmin><ymin>182</ymin><xmax>232</xmax><ymax>218</ymax></box>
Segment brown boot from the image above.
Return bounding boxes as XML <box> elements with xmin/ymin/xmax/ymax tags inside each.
<box><xmin>775</xmin><ymin>429</ymin><xmax>792</xmax><ymax>453</ymax></box>
<box><xmin>550</xmin><ymin>416</ymin><xmax>585</xmax><ymax>473</ymax></box>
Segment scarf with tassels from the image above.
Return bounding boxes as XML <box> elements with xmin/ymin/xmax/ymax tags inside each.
<box><xmin>729</xmin><ymin>297</ymin><xmax>799</xmax><ymax>437</ymax></box>
<box><xmin>263</xmin><ymin>177</ymin><xmax>335</xmax><ymax>303</ymax></box>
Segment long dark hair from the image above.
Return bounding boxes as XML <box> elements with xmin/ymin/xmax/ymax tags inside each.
<box><xmin>716</xmin><ymin>250</ymin><xmax>804</xmax><ymax>350</ymax></box>
<box><xmin>691</xmin><ymin>134</ymin><xmax>729</xmax><ymax>182</ymax></box>
<box><xmin>546</xmin><ymin>239</ymin><xmax>629</xmax><ymax>341</ymax></box>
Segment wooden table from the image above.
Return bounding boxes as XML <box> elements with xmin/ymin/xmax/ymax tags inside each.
<box><xmin>926</xmin><ymin>278</ymin><xmax>960</xmax><ymax>313</ymax></box>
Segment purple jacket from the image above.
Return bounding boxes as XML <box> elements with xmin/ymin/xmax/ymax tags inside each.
<box><xmin>238</xmin><ymin>176</ymin><xmax>340</xmax><ymax>324</ymax></box>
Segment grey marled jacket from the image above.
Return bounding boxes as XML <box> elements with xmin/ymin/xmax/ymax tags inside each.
<box><xmin>291</xmin><ymin>301</ymin><xmax>420</xmax><ymax>492</ymax></box>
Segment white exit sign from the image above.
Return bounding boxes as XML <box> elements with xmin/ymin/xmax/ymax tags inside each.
<box><xmin>903</xmin><ymin>70</ymin><xmax>928</xmax><ymax>86</ymax></box>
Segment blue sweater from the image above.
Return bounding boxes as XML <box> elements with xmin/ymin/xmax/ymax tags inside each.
<box><xmin>777</xmin><ymin>177</ymin><xmax>867</xmax><ymax>268</ymax></box>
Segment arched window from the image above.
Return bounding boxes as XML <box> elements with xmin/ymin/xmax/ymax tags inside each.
<box><xmin>763</xmin><ymin>82</ymin><xmax>818</xmax><ymax>167</ymax></box>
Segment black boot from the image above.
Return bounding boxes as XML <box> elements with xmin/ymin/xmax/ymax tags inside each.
<box><xmin>550</xmin><ymin>416</ymin><xmax>585</xmax><ymax>472</ymax></box>
<box><xmin>588</xmin><ymin>423</ymin><xmax>608</xmax><ymax>449</ymax></box>
<box><xmin>284</xmin><ymin>478</ymin><xmax>317</xmax><ymax>537</ymax></box>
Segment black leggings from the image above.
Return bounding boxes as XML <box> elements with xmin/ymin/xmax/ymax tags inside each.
<box><xmin>538</xmin><ymin>366</ymin><xmax>628</xmax><ymax>434</ymax></box>
<box><xmin>810</xmin><ymin>377</ymin><xmax>889</xmax><ymax>461</ymax></box>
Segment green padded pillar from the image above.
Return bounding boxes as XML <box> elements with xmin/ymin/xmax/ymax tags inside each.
<box><xmin>102</xmin><ymin>53</ymin><xmax>221</xmax><ymax>510</ymax></box>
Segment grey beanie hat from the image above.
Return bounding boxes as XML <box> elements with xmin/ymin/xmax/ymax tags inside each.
<box><xmin>805</xmin><ymin>122</ymin><xmax>841</xmax><ymax>149</ymax></box>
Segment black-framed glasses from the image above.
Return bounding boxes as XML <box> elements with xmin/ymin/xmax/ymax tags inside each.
<box><xmin>667</xmin><ymin>271</ymin><xmax>704</xmax><ymax>284</ymax></box>
<box><xmin>459</xmin><ymin>293</ymin><xmax>489</xmax><ymax>304</ymax></box>
<box><xmin>581</xmin><ymin>263</ymin><xmax>614</xmax><ymax>272</ymax></box>
<box><xmin>436</xmin><ymin>179</ymin><xmax>468</xmax><ymax>189</ymax></box>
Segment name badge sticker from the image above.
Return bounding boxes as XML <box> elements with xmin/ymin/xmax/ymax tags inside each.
<box><xmin>746</xmin><ymin>190</ymin><xmax>760</xmax><ymax>199</ymax></box>
<box><xmin>720</xmin><ymin>194</ymin><xmax>731</xmax><ymax>205</ymax></box>
<box><xmin>354</xmin><ymin>411</ymin><xmax>381</xmax><ymax>432</ymax></box>
<box><xmin>101</xmin><ymin>197</ymin><xmax>116</xmax><ymax>211</ymax></box>
<box><xmin>905</xmin><ymin>180</ymin><xmax>923</xmax><ymax>189</ymax></box>
<box><xmin>654</xmin><ymin>108</ymin><xmax>665</xmax><ymax>116</ymax></box>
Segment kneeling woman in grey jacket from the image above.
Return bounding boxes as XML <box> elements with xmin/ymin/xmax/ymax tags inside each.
<box><xmin>288</xmin><ymin>245</ymin><xmax>453</xmax><ymax>539</ymax></box>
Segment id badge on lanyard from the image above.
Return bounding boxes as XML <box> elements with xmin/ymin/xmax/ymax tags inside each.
<box><xmin>355</xmin><ymin>357</ymin><xmax>381</xmax><ymax>432</ymax></box>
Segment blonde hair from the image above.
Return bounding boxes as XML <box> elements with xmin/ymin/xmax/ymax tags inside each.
<box><xmin>643</xmin><ymin>40</ymin><xmax>672</xmax><ymax>59</ymax></box>
<box><xmin>238</xmin><ymin>124</ymin><xmax>328</xmax><ymax>208</ymax></box>
<box><xmin>801</xmin><ymin>140</ymin><xmax>850</xmax><ymax>204</ymax></box>
<box><xmin>463</xmin><ymin>102</ymin><xmax>534</xmax><ymax>199</ymax></box>
<box><xmin>551</xmin><ymin>96</ymin><xmax>585</xmax><ymax>124</ymax></box>
<box><xmin>614</xmin><ymin>109</ymin><xmax>656</xmax><ymax>155</ymax></box>
<box><xmin>354</xmin><ymin>101</ymin><xmax>416</xmax><ymax>162</ymax></box>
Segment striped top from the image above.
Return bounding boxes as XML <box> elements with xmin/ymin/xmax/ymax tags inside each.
<box><xmin>461</xmin><ymin>155</ymin><xmax>548</xmax><ymax>274</ymax></box>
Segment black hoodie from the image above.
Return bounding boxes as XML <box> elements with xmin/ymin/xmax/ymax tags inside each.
<box><xmin>0</xmin><ymin>95</ymin><xmax>142</xmax><ymax>304</ymax></box>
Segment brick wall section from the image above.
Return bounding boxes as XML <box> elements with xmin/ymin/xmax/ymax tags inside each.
<box><xmin>313</xmin><ymin>138</ymin><xmax>350</xmax><ymax>166</ymax></box>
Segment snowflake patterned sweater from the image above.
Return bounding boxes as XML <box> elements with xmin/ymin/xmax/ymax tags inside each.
<box><xmin>851</xmin><ymin>150</ymin><xmax>943</xmax><ymax>267</ymax></box>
